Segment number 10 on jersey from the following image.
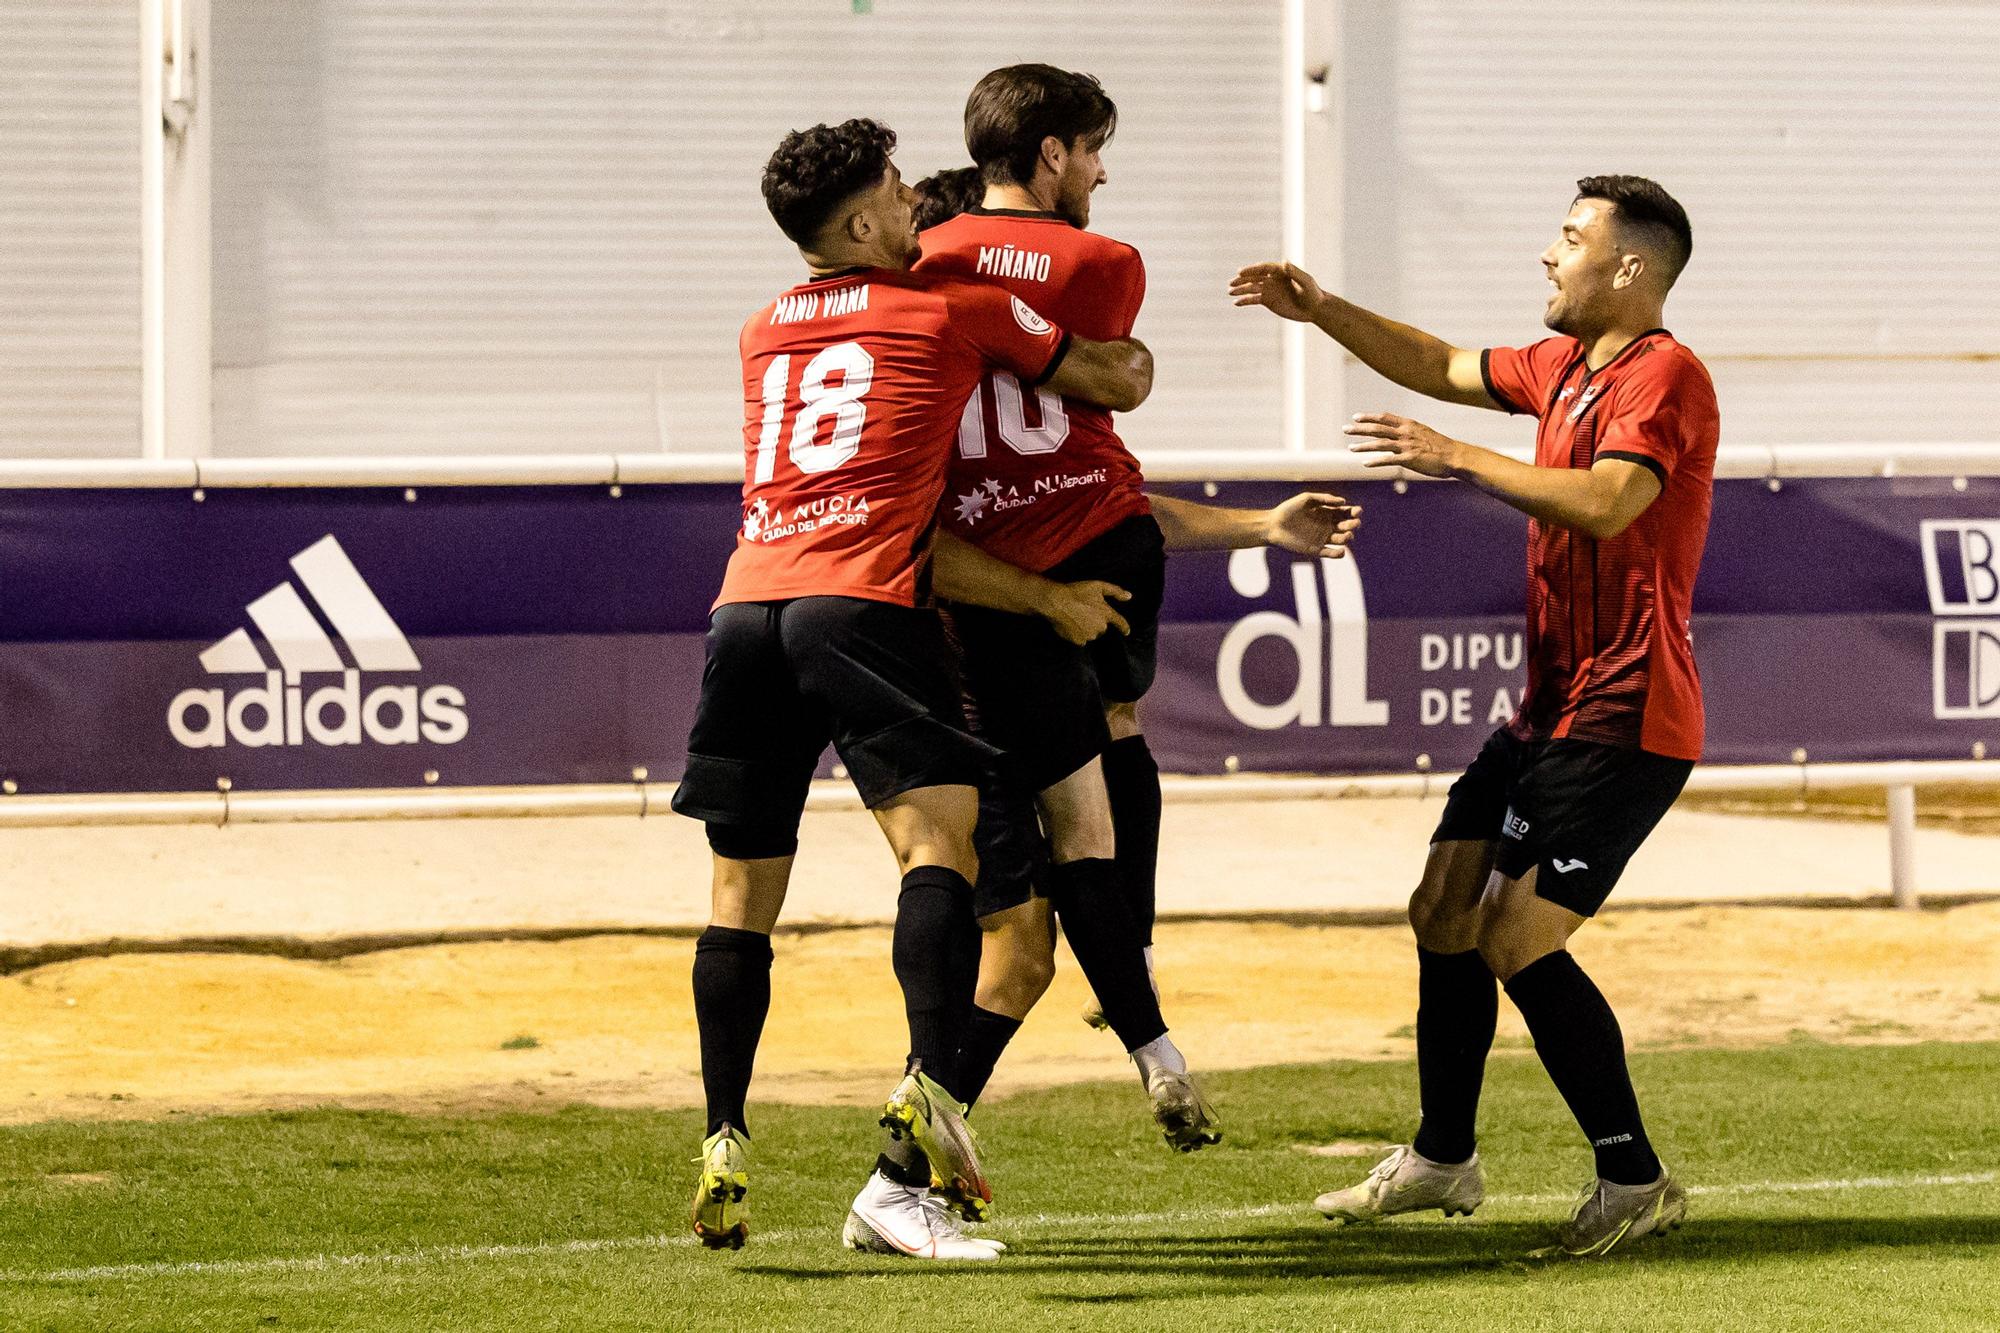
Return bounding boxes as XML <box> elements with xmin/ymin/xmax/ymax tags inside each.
<box><xmin>957</xmin><ymin>371</ymin><xmax>1070</xmax><ymax>459</ymax></box>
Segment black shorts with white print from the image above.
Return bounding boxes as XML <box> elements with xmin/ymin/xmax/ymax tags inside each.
<box><xmin>1432</xmin><ymin>727</ymin><xmax>1693</xmax><ymax>916</ymax></box>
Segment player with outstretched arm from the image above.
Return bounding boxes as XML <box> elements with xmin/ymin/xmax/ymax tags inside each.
<box><xmin>1234</xmin><ymin>175</ymin><xmax>1719</xmax><ymax>1258</ymax></box>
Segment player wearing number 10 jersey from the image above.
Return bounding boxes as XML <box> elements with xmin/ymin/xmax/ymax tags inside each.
<box><xmin>905</xmin><ymin>65</ymin><xmax>1220</xmax><ymax>1154</ymax></box>
<box><xmin>673</xmin><ymin>117</ymin><xmax>1155</xmax><ymax>1259</ymax></box>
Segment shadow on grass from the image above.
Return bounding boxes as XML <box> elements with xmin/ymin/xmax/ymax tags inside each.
<box><xmin>739</xmin><ymin>1215</ymin><xmax>2000</xmax><ymax>1297</ymax></box>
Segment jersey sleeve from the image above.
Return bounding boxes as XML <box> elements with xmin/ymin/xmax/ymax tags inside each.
<box><xmin>1594</xmin><ymin>354</ymin><xmax>1717</xmax><ymax>483</ymax></box>
<box><xmin>1098</xmin><ymin>245</ymin><xmax>1147</xmax><ymax>335</ymax></box>
<box><xmin>940</xmin><ymin>280</ymin><xmax>1070</xmax><ymax>384</ymax></box>
<box><xmin>1481</xmin><ymin>337</ymin><xmax>1575</xmax><ymax>416</ymax></box>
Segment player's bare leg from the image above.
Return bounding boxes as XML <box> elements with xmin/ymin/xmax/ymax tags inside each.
<box><xmin>1318</xmin><ymin>840</ymin><xmax>1496</xmax><ymax>1222</ymax></box>
<box><xmin>689</xmin><ymin>848</ymin><xmax>792</xmax><ymax>1249</ymax></box>
<box><xmin>942</xmin><ymin>899</ymin><xmax>1056</xmax><ymax>1110</ymax></box>
<box><xmin>1480</xmin><ymin>870</ymin><xmax>1683</xmax><ymax>1257</ymax></box>
<box><xmin>1037</xmin><ymin>758</ymin><xmax>1218</xmax><ymax>1150</ymax></box>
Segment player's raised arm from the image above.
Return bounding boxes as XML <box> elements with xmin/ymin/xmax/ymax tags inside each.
<box><xmin>1230</xmin><ymin>262</ymin><xmax>1496</xmax><ymax>411</ymax></box>
<box><xmin>1344</xmin><ymin>411</ymin><xmax>1663</xmax><ymax>540</ymax></box>
<box><xmin>1146</xmin><ymin>491</ymin><xmax>1361</xmax><ymax>559</ymax></box>
<box><xmin>1042</xmin><ymin>334</ymin><xmax>1154</xmax><ymax>413</ymax></box>
<box><xmin>932</xmin><ymin>531</ymin><xmax>1130</xmax><ymax>645</ymax></box>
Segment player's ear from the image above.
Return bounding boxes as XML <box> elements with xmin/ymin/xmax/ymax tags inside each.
<box><xmin>1039</xmin><ymin>134</ymin><xmax>1067</xmax><ymax>178</ymax></box>
<box><xmin>844</xmin><ymin>206</ymin><xmax>872</xmax><ymax>245</ymax></box>
<box><xmin>1613</xmin><ymin>252</ymin><xmax>1646</xmax><ymax>290</ymax></box>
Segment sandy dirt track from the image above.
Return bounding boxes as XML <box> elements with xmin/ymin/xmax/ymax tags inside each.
<box><xmin>8</xmin><ymin>790</ymin><xmax>2000</xmax><ymax>948</ymax></box>
<box><xmin>6</xmin><ymin>902</ymin><xmax>1998</xmax><ymax>1126</ymax></box>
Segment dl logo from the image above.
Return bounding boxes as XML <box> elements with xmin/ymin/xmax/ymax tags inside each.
<box><xmin>1923</xmin><ymin>520</ymin><xmax>2000</xmax><ymax>719</ymax></box>
<box><xmin>1216</xmin><ymin>549</ymin><xmax>1387</xmax><ymax>730</ymax></box>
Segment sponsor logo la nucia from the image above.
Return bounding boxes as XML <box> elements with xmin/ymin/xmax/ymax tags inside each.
<box><xmin>167</xmin><ymin>535</ymin><xmax>468</xmax><ymax>749</ymax></box>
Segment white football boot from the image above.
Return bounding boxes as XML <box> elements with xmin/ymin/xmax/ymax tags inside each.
<box><xmin>1146</xmin><ymin>1067</ymin><xmax>1223</xmax><ymax>1152</ymax></box>
<box><xmin>1316</xmin><ymin>1144</ymin><xmax>1484</xmax><ymax>1224</ymax></box>
<box><xmin>1532</xmin><ymin>1170</ymin><xmax>1687</xmax><ymax>1259</ymax></box>
<box><xmin>842</xmin><ymin>1170</ymin><xmax>1004</xmax><ymax>1260</ymax></box>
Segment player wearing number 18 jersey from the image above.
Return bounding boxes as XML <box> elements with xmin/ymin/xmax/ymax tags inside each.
<box><xmin>673</xmin><ymin>118</ymin><xmax>1154</xmax><ymax>1259</ymax></box>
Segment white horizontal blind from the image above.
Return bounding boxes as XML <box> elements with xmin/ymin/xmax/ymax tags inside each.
<box><xmin>0</xmin><ymin>2</ymin><xmax>141</xmax><ymax>459</ymax></box>
<box><xmin>1337</xmin><ymin>0</ymin><xmax>2000</xmax><ymax>448</ymax></box>
<box><xmin>211</xmin><ymin>0</ymin><xmax>1284</xmax><ymax>457</ymax></box>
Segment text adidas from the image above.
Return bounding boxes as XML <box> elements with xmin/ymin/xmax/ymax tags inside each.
<box><xmin>169</xmin><ymin>671</ymin><xmax>466</xmax><ymax>749</ymax></box>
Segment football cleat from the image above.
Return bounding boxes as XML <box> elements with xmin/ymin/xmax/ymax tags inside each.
<box><xmin>689</xmin><ymin>1123</ymin><xmax>750</xmax><ymax>1250</ymax></box>
<box><xmin>1316</xmin><ymin>1144</ymin><xmax>1483</xmax><ymax>1224</ymax></box>
<box><xmin>881</xmin><ymin>1069</ymin><xmax>992</xmax><ymax>1222</ymax></box>
<box><xmin>1532</xmin><ymin>1170</ymin><xmax>1687</xmax><ymax>1259</ymax></box>
<box><xmin>1147</xmin><ymin>1068</ymin><xmax>1222</xmax><ymax>1152</ymax></box>
<box><xmin>842</xmin><ymin>1170</ymin><xmax>1004</xmax><ymax>1260</ymax></box>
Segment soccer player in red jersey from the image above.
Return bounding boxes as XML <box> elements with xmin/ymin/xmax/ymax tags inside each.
<box><xmin>673</xmin><ymin>117</ymin><xmax>1154</xmax><ymax>1258</ymax></box>
<box><xmin>886</xmin><ymin>70</ymin><xmax>1360</xmax><ymax>1165</ymax></box>
<box><xmin>1235</xmin><ymin>176</ymin><xmax>1718</xmax><ymax>1257</ymax></box>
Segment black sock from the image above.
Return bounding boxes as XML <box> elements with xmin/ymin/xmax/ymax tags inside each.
<box><xmin>1504</xmin><ymin>951</ymin><xmax>1662</xmax><ymax>1186</ymax></box>
<box><xmin>1411</xmin><ymin>947</ymin><xmax>1498</xmax><ymax>1165</ymax></box>
<box><xmin>692</xmin><ymin>925</ymin><xmax>773</xmax><ymax>1138</ymax></box>
<box><xmin>876</xmin><ymin>1136</ymin><xmax>930</xmax><ymax>1188</ymax></box>
<box><xmin>953</xmin><ymin>1005</ymin><xmax>1025</xmax><ymax>1109</ymax></box>
<box><xmin>1046</xmin><ymin>857</ymin><xmax>1167</xmax><ymax>1051</ymax></box>
<box><xmin>891</xmin><ymin>865</ymin><xmax>980</xmax><ymax>1100</ymax></box>
<box><xmin>1101</xmin><ymin>735</ymin><xmax>1162</xmax><ymax>946</ymax></box>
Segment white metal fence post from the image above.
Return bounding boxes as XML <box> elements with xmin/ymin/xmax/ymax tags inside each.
<box><xmin>1886</xmin><ymin>783</ymin><xmax>1919</xmax><ymax>909</ymax></box>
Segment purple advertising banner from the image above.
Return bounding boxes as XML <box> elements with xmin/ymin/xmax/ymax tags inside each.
<box><xmin>2</xmin><ymin>475</ymin><xmax>1997</xmax><ymax>795</ymax></box>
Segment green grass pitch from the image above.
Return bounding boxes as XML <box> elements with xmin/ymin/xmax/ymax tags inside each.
<box><xmin>3</xmin><ymin>1041</ymin><xmax>1997</xmax><ymax>1331</ymax></box>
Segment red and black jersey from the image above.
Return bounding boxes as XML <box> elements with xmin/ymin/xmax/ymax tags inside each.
<box><xmin>1482</xmin><ymin>330</ymin><xmax>1720</xmax><ymax>760</ymax></box>
<box><xmin>913</xmin><ymin>208</ymin><xmax>1151</xmax><ymax>572</ymax></box>
<box><xmin>716</xmin><ymin>267</ymin><xmax>1068</xmax><ymax>610</ymax></box>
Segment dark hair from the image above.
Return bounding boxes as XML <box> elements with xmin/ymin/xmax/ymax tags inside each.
<box><xmin>964</xmin><ymin>64</ymin><xmax>1117</xmax><ymax>187</ymax></box>
<box><xmin>1575</xmin><ymin>175</ymin><xmax>1693</xmax><ymax>286</ymax></box>
<box><xmin>911</xmin><ymin>165</ymin><xmax>984</xmax><ymax>231</ymax></box>
<box><xmin>761</xmin><ymin>118</ymin><xmax>898</xmax><ymax>247</ymax></box>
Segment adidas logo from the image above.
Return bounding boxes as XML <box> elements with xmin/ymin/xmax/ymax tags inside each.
<box><xmin>167</xmin><ymin>535</ymin><xmax>468</xmax><ymax>750</ymax></box>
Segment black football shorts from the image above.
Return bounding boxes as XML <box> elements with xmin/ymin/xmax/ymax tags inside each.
<box><xmin>1432</xmin><ymin>726</ymin><xmax>1693</xmax><ymax>916</ymax></box>
<box><xmin>1047</xmin><ymin>514</ymin><xmax>1166</xmax><ymax>705</ymax></box>
<box><xmin>969</xmin><ymin>764</ymin><xmax>1051</xmax><ymax>919</ymax></box>
<box><xmin>671</xmin><ymin>596</ymin><xmax>995</xmax><ymax>834</ymax></box>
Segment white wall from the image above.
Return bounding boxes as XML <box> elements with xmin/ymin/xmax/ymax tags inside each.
<box><xmin>3</xmin><ymin>1</ymin><xmax>1994</xmax><ymax>460</ymax></box>
<box><xmin>1335</xmin><ymin>0</ymin><xmax>2000</xmax><ymax>450</ymax></box>
<box><xmin>208</xmin><ymin>0</ymin><xmax>1285</xmax><ymax>456</ymax></box>
<box><xmin>0</xmin><ymin>2</ymin><xmax>143</xmax><ymax>458</ymax></box>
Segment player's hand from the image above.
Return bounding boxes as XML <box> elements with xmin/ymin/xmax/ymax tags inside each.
<box><xmin>1262</xmin><ymin>492</ymin><xmax>1362</xmax><ymax>559</ymax></box>
<box><xmin>1345</xmin><ymin>413</ymin><xmax>1462</xmax><ymax>479</ymax></box>
<box><xmin>1039</xmin><ymin>579</ymin><xmax>1131</xmax><ymax>645</ymax></box>
<box><xmin>1229</xmin><ymin>262</ymin><xmax>1326</xmax><ymax>323</ymax></box>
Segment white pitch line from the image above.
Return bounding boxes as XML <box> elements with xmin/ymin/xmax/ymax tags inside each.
<box><xmin>4</xmin><ymin>1170</ymin><xmax>1994</xmax><ymax>1286</ymax></box>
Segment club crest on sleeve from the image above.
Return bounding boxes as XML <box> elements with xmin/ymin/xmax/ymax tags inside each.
<box><xmin>1010</xmin><ymin>296</ymin><xmax>1052</xmax><ymax>336</ymax></box>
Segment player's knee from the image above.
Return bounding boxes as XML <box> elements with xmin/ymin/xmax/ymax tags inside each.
<box><xmin>1474</xmin><ymin>911</ymin><xmax>1550</xmax><ymax>982</ymax></box>
<box><xmin>705</xmin><ymin>822</ymin><xmax>798</xmax><ymax>861</ymax></box>
<box><xmin>1408</xmin><ymin>882</ymin><xmax>1478</xmax><ymax>953</ymax></box>
<box><xmin>987</xmin><ymin>947</ymin><xmax>1057</xmax><ymax>1011</ymax></box>
<box><xmin>1103</xmin><ymin>701</ymin><xmax>1141</xmax><ymax>741</ymax></box>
